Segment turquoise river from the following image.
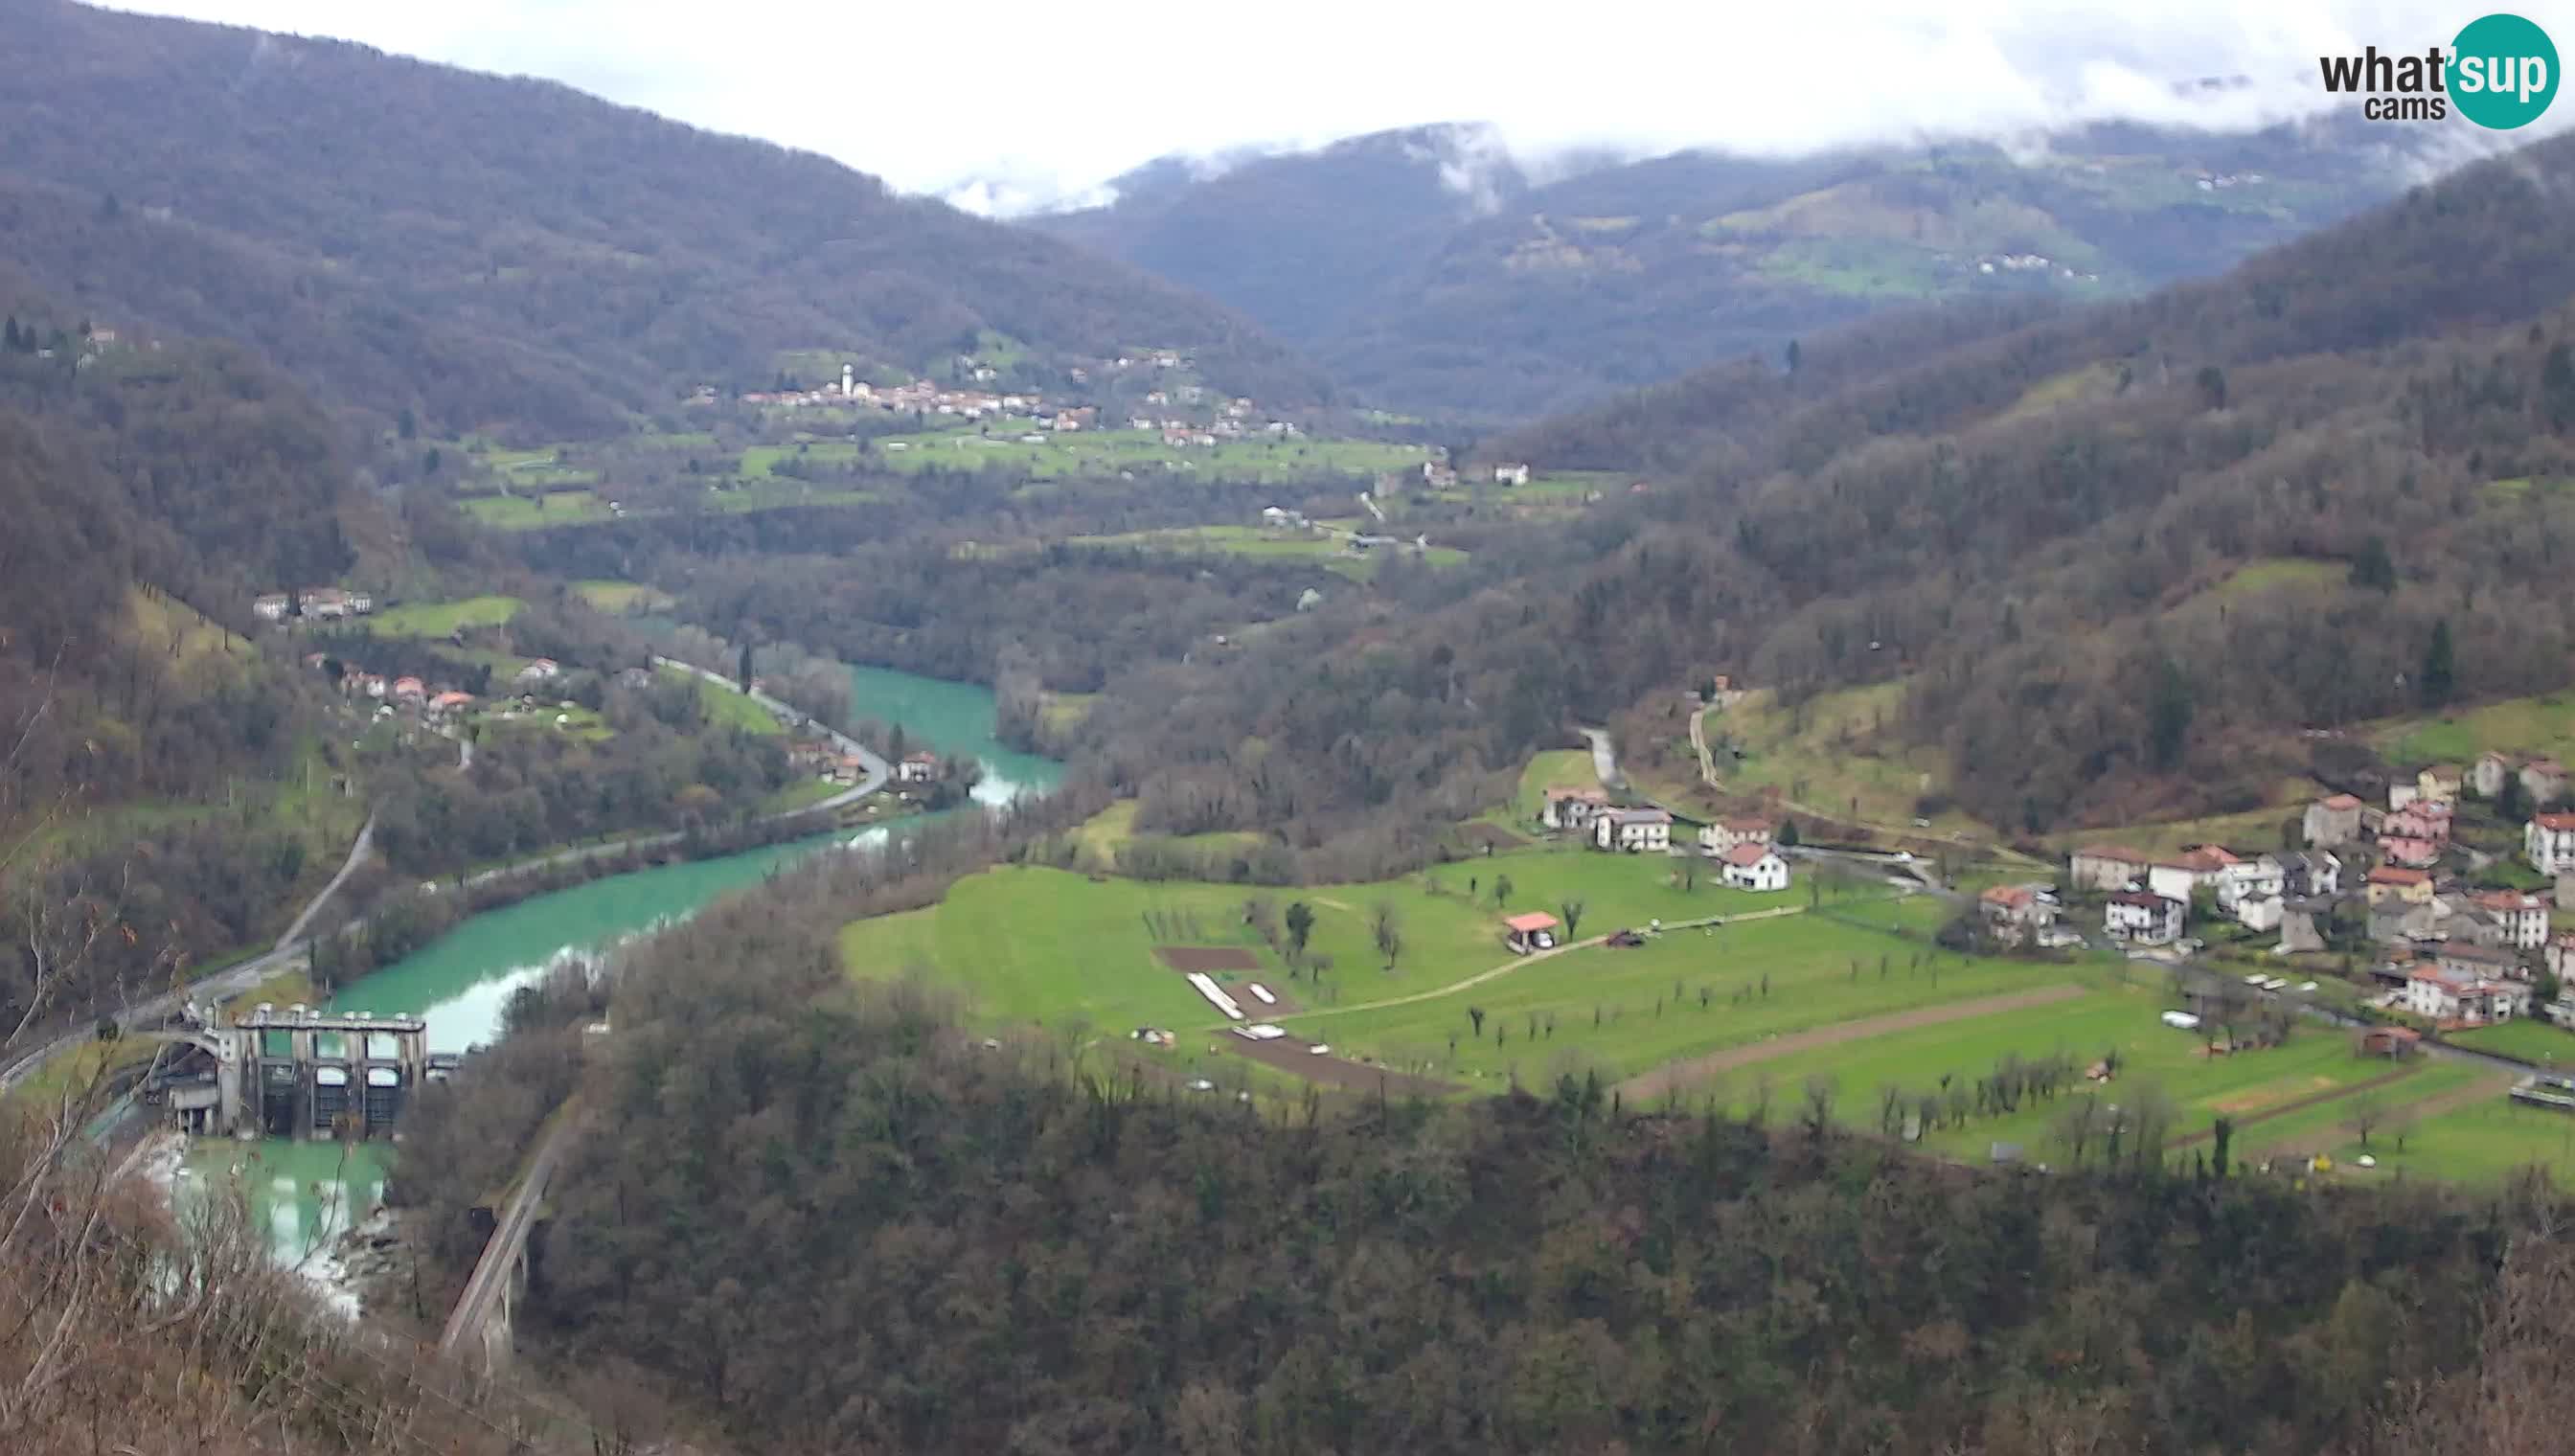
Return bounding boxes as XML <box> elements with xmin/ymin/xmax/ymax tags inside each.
<box><xmin>180</xmin><ymin>665</ymin><xmax>1060</xmax><ymax>1278</ymax></box>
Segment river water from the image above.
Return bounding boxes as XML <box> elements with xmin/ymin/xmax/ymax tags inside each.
<box><xmin>182</xmin><ymin>664</ymin><xmax>1061</xmax><ymax>1275</ymax></box>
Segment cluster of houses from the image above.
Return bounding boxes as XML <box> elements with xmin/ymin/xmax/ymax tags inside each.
<box><xmin>784</xmin><ymin>741</ymin><xmax>940</xmax><ymax>789</ymax></box>
<box><xmin>1398</xmin><ymin>460</ymin><xmax>1533</xmax><ymax>491</ymax></box>
<box><xmin>2054</xmin><ymin>758</ymin><xmax>2575</xmax><ymax>1029</ymax></box>
<box><xmin>1538</xmin><ymin>788</ymin><xmax>1794</xmax><ymax>892</ymax></box>
<box><xmin>253</xmin><ymin>586</ymin><xmax>374</xmax><ymax>623</ymax></box>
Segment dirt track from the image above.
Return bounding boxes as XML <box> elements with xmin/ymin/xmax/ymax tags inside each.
<box><xmin>1615</xmin><ymin>984</ymin><xmax>2091</xmax><ymax>1103</ymax></box>
<box><xmin>1225</xmin><ymin>1032</ymin><xmax>1460</xmax><ymax>1096</ymax></box>
<box><xmin>2241</xmin><ymin>1068</ymin><xmax>2518</xmax><ymax>1157</ymax></box>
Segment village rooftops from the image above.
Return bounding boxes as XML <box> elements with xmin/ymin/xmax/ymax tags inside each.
<box><xmin>2108</xmin><ymin>889</ymin><xmax>2179</xmax><ymax>909</ymax></box>
<box><xmin>1501</xmin><ymin>913</ymin><xmax>1561</xmax><ymax>934</ymax></box>
<box><xmin>2366</xmin><ymin>865</ymin><xmax>2432</xmax><ymax>886</ymax></box>
<box><xmin>2474</xmin><ymin>890</ymin><xmax>2547</xmax><ymax>912</ymax></box>
<box><xmin>2154</xmin><ymin>846</ymin><xmax>2241</xmax><ymax>873</ymax></box>
<box><xmin>1980</xmin><ymin>884</ymin><xmax>2040</xmax><ymax>910</ymax></box>
<box><xmin>1605</xmin><ymin>808</ymin><xmax>1674</xmax><ymax>826</ymax></box>
<box><xmin>1545</xmin><ymin>785</ymin><xmax>1610</xmax><ymax>804</ymax></box>
<box><xmin>2320</xmin><ymin>793</ymin><xmax>2364</xmax><ymax>810</ymax></box>
<box><xmin>1720</xmin><ymin>842</ymin><xmax>1778</xmax><ymax>868</ymax></box>
<box><xmin>2535</xmin><ymin>812</ymin><xmax>2575</xmax><ymax>831</ymax></box>
<box><xmin>902</xmin><ymin>751</ymin><xmax>938</xmax><ymax>765</ymax></box>
<box><xmin>1719</xmin><ymin>815</ymin><xmax>1775</xmax><ymax>832</ymax></box>
<box><xmin>2439</xmin><ymin>942</ymin><xmax>2522</xmax><ymax>968</ymax></box>
<box><xmin>2074</xmin><ymin>844</ymin><xmax>2153</xmax><ymax>864</ymax></box>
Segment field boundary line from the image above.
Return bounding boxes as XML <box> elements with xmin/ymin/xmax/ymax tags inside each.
<box><xmin>1614</xmin><ymin>983</ymin><xmax>2091</xmax><ymax>1103</ymax></box>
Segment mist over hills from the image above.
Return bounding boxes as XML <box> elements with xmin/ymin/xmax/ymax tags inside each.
<box><xmin>1031</xmin><ymin>116</ymin><xmax>2489</xmax><ymax>421</ymax></box>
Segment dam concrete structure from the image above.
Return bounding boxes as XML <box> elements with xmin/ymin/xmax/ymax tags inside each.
<box><xmin>146</xmin><ymin>1006</ymin><xmax>429</xmax><ymax>1139</ymax></box>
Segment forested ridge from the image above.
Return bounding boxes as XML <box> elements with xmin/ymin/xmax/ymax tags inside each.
<box><xmin>1034</xmin><ymin>117</ymin><xmax>2456</xmax><ymax>421</ymax></box>
<box><xmin>0</xmin><ymin>0</ymin><xmax>1327</xmax><ymax>440</ymax></box>
<box><xmin>395</xmin><ymin>848</ymin><xmax>2563</xmax><ymax>1456</ymax></box>
<box><xmin>1011</xmin><ymin>129</ymin><xmax>2575</xmax><ymax>845</ymax></box>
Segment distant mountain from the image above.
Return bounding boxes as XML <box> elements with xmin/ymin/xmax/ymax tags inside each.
<box><xmin>1032</xmin><ymin>124</ymin><xmax>1531</xmax><ymax>350</ymax></box>
<box><xmin>1031</xmin><ymin>119</ymin><xmax>2480</xmax><ymax>421</ymax></box>
<box><xmin>0</xmin><ymin>0</ymin><xmax>1330</xmax><ymax>439</ymax></box>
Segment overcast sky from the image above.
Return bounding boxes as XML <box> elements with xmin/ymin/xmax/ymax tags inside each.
<box><xmin>107</xmin><ymin>0</ymin><xmax>2575</xmax><ymax>213</ymax></box>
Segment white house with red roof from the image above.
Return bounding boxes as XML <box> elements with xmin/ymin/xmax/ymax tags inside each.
<box><xmin>2472</xmin><ymin>890</ymin><xmax>2551</xmax><ymax>952</ymax></box>
<box><xmin>2406</xmin><ymin>963</ymin><xmax>2530</xmax><ymax>1025</ymax></box>
<box><xmin>2527</xmin><ymin>812</ymin><xmax>2575</xmax><ymax>875</ymax></box>
<box><xmin>896</xmin><ymin>751</ymin><xmax>938</xmax><ymax>784</ymax></box>
<box><xmin>391</xmin><ymin>676</ymin><xmax>425</xmax><ymax>703</ymax></box>
<box><xmin>2106</xmin><ymin>890</ymin><xmax>2184</xmax><ymax>945</ymax></box>
<box><xmin>1718</xmin><ymin>842</ymin><xmax>1789</xmax><ymax>892</ymax></box>
<box><xmin>2148</xmin><ymin>846</ymin><xmax>2239</xmax><ymax>904</ymax></box>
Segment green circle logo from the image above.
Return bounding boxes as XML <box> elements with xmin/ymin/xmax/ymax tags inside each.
<box><xmin>2450</xmin><ymin>12</ymin><xmax>2559</xmax><ymax>128</ymax></box>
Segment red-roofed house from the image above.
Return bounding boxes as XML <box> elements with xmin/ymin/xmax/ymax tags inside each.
<box><xmin>2474</xmin><ymin>751</ymin><xmax>2518</xmax><ymax>800</ymax></box>
<box><xmin>2149</xmin><ymin>846</ymin><xmax>2240</xmax><ymax>903</ymax></box>
<box><xmin>2473</xmin><ymin>891</ymin><xmax>2551</xmax><ymax>951</ymax></box>
<box><xmin>2304</xmin><ymin>794</ymin><xmax>2365</xmax><ymax>848</ymax></box>
<box><xmin>2106</xmin><ymin>890</ymin><xmax>2184</xmax><ymax>945</ymax></box>
<box><xmin>2379</xmin><ymin>835</ymin><xmax>2443</xmax><ymax>870</ymax></box>
<box><xmin>1541</xmin><ymin>786</ymin><xmax>1609</xmax><ymax>831</ymax></box>
<box><xmin>391</xmin><ymin>676</ymin><xmax>425</xmax><ymax>703</ymax></box>
<box><xmin>2528</xmin><ymin>813</ymin><xmax>2575</xmax><ymax>875</ymax></box>
<box><xmin>1719</xmin><ymin>842</ymin><xmax>1789</xmax><ymax>892</ymax></box>
<box><xmin>1979</xmin><ymin>883</ymin><xmax>2057</xmax><ymax>945</ymax></box>
<box><xmin>897</xmin><ymin>751</ymin><xmax>938</xmax><ymax>784</ymax></box>
<box><xmin>2365</xmin><ymin>865</ymin><xmax>2434</xmax><ymax>906</ymax></box>
<box><xmin>1696</xmin><ymin>815</ymin><xmax>1775</xmax><ymax>857</ymax></box>
<box><xmin>1501</xmin><ymin>912</ymin><xmax>1560</xmax><ymax>954</ymax></box>
<box><xmin>2407</xmin><ymin>964</ymin><xmax>2530</xmax><ymax>1025</ymax></box>
<box><xmin>2069</xmin><ymin>844</ymin><xmax>2153</xmax><ymax>893</ymax></box>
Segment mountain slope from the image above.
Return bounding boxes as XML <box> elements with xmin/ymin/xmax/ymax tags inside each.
<box><xmin>0</xmin><ymin>0</ymin><xmax>1329</xmax><ymax>438</ymax></box>
<box><xmin>1034</xmin><ymin>124</ymin><xmax>1530</xmax><ymax>346</ymax></box>
<box><xmin>1053</xmin><ymin>129</ymin><xmax>2575</xmax><ymax>846</ymax></box>
<box><xmin>1035</xmin><ymin>119</ymin><xmax>2472</xmax><ymax>421</ymax></box>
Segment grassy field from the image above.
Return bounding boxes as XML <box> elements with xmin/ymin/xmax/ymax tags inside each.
<box><xmin>460</xmin><ymin>490</ymin><xmax>605</xmax><ymax>528</ymax></box>
<box><xmin>128</xmin><ymin>588</ymin><xmax>244</xmax><ymax>684</ymax></box>
<box><xmin>2186</xmin><ymin>557</ymin><xmax>2347</xmax><ymax>606</ymax></box>
<box><xmin>2322</xmin><ymin>1092</ymin><xmax>2575</xmax><ymax>1185</ymax></box>
<box><xmin>1067</xmin><ymin>801</ymin><xmax>1267</xmax><ymax>864</ymax></box>
<box><xmin>841</xmin><ymin>849</ymin><xmax>1922</xmax><ymax>1079</ymax></box>
<box><xmin>872</xmin><ymin>426</ymin><xmax>1427</xmax><ymax>483</ymax></box>
<box><xmin>1511</xmin><ymin>748</ymin><xmax>1600</xmax><ymax>823</ymax></box>
<box><xmin>1068</xmin><ymin>523</ymin><xmax>1465</xmax><ymax>579</ymax></box>
<box><xmin>2060</xmin><ymin>787</ymin><xmax>2324</xmax><ymax>858</ymax></box>
<box><xmin>1670</xmin><ymin>974</ymin><xmax>2510</xmax><ymax>1172</ymax></box>
<box><xmin>366</xmin><ymin>595</ymin><xmax>525</xmax><ymax>637</ymax></box>
<box><xmin>2444</xmin><ymin>1018</ymin><xmax>2575</xmax><ymax>1066</ymax></box>
<box><xmin>1037</xmin><ymin>692</ymin><xmax>1096</xmax><ymax>735</ymax></box>
<box><xmin>659</xmin><ymin>665</ymin><xmax>784</xmax><ymax>737</ymax></box>
<box><xmin>1291</xmin><ymin>908</ymin><xmax>2047</xmax><ymax>1087</ymax></box>
<box><xmin>1699</xmin><ymin>684</ymin><xmax>1988</xmax><ymax>837</ymax></box>
<box><xmin>2377</xmin><ymin>690</ymin><xmax>2575</xmax><ymax>771</ymax></box>
<box><xmin>572</xmin><ymin>580</ymin><xmax>674</xmax><ymax>613</ymax></box>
